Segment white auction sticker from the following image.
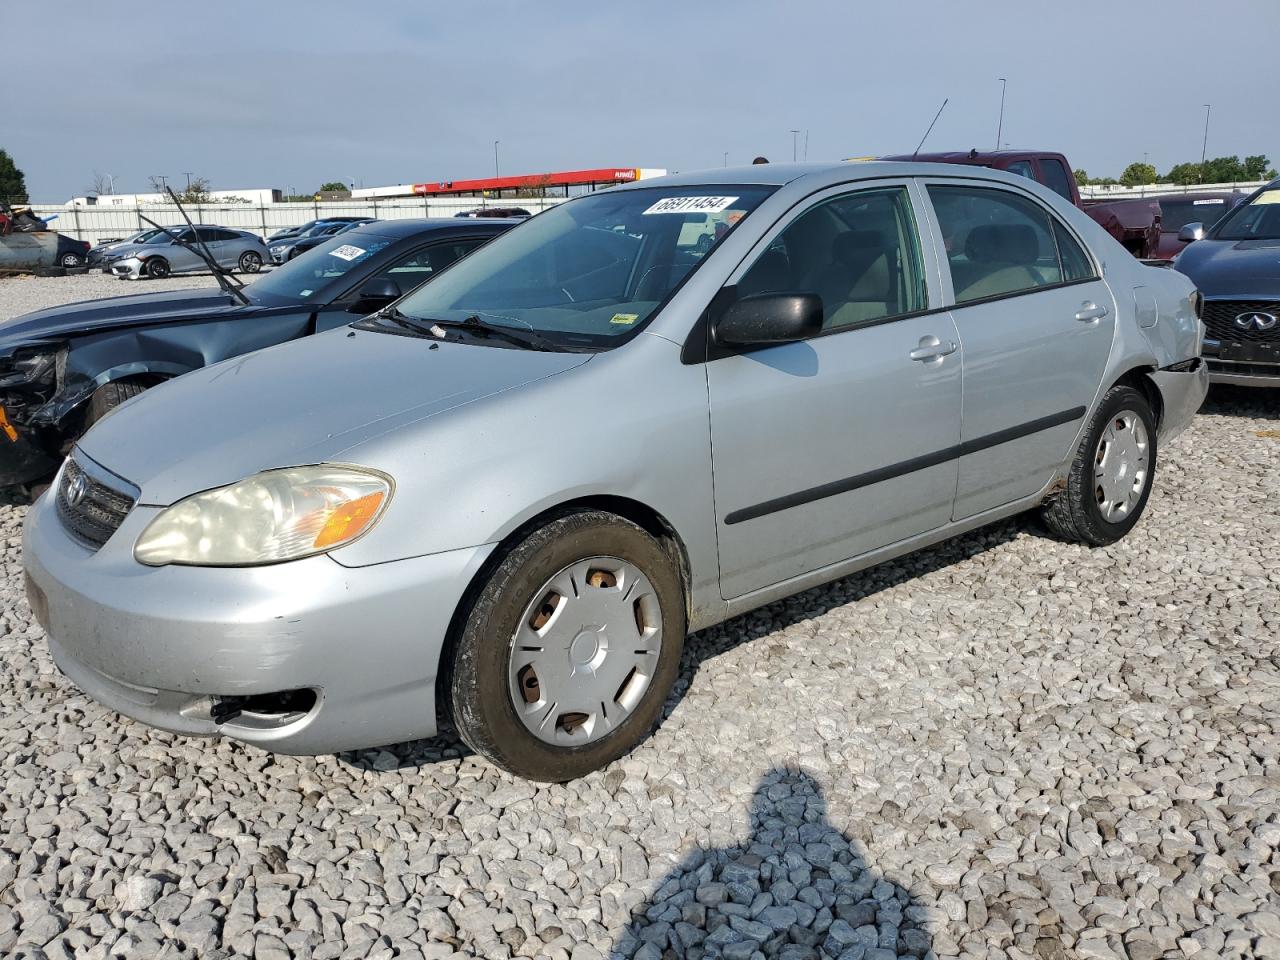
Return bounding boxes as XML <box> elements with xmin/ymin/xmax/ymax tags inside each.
<box><xmin>1192</xmin><ymin>198</ymin><xmax>1225</xmax><ymax>205</ymax></box>
<box><xmin>642</xmin><ymin>196</ymin><xmax>739</xmax><ymax>215</ymax></box>
<box><xmin>329</xmin><ymin>244</ymin><xmax>367</xmax><ymax>261</ymax></box>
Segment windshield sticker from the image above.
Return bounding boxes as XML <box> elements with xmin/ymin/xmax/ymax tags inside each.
<box><xmin>643</xmin><ymin>196</ymin><xmax>740</xmax><ymax>215</ymax></box>
<box><xmin>610</xmin><ymin>313</ymin><xmax>639</xmax><ymax>325</ymax></box>
<box><xmin>299</xmin><ymin>289</ymin><xmax>313</xmax><ymax>297</ymax></box>
<box><xmin>1192</xmin><ymin>199</ymin><xmax>1225</xmax><ymax>205</ymax></box>
<box><xmin>329</xmin><ymin>244</ymin><xmax>367</xmax><ymax>261</ymax></box>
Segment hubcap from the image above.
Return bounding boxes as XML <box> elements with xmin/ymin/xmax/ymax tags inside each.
<box><xmin>508</xmin><ymin>556</ymin><xmax>662</xmax><ymax>746</ymax></box>
<box><xmin>1093</xmin><ymin>409</ymin><xmax>1149</xmax><ymax>523</ymax></box>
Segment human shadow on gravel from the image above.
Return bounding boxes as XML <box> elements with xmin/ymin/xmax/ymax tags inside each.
<box><xmin>610</xmin><ymin>767</ymin><xmax>932</xmax><ymax>959</ymax></box>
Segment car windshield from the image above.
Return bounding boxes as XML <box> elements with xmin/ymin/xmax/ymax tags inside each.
<box><xmin>393</xmin><ymin>185</ymin><xmax>774</xmax><ymax>349</ymax></box>
<box><xmin>1213</xmin><ymin>186</ymin><xmax>1280</xmax><ymax>240</ymax></box>
<box><xmin>142</xmin><ymin>228</ymin><xmax>187</xmax><ymax>244</ymax></box>
<box><xmin>246</xmin><ymin>232</ymin><xmax>393</xmax><ymax>303</ymax></box>
<box><xmin>1161</xmin><ymin>197</ymin><xmax>1232</xmax><ymax>232</ymax></box>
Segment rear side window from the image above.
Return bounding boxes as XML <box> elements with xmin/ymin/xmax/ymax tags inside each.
<box><xmin>1038</xmin><ymin>159</ymin><xmax>1075</xmax><ymax>201</ymax></box>
<box><xmin>1053</xmin><ymin>221</ymin><xmax>1095</xmax><ymax>282</ymax></box>
<box><xmin>928</xmin><ymin>185</ymin><xmax>1077</xmax><ymax>304</ymax></box>
<box><xmin>736</xmin><ymin>186</ymin><xmax>926</xmax><ymax>331</ymax></box>
<box><xmin>1006</xmin><ymin>161</ymin><xmax>1034</xmax><ymax>180</ymax></box>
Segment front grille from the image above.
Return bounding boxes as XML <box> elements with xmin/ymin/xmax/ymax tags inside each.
<box><xmin>55</xmin><ymin>456</ymin><xmax>136</xmax><ymax>550</ymax></box>
<box><xmin>1202</xmin><ymin>300</ymin><xmax>1280</xmax><ymax>344</ymax></box>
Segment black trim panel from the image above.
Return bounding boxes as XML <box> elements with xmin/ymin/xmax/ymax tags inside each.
<box><xmin>723</xmin><ymin>406</ymin><xmax>1086</xmax><ymax>525</ymax></box>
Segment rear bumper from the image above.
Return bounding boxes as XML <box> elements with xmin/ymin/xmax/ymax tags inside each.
<box><xmin>1148</xmin><ymin>358</ymin><xmax>1209</xmax><ymax>443</ymax></box>
<box><xmin>22</xmin><ymin>492</ymin><xmax>494</xmax><ymax>754</ymax></box>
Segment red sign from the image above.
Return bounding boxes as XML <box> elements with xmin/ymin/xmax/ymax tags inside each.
<box><xmin>413</xmin><ymin>168</ymin><xmax>640</xmax><ymax>196</ymax></box>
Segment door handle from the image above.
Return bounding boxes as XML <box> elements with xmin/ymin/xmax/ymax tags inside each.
<box><xmin>909</xmin><ymin>334</ymin><xmax>958</xmax><ymax>362</ymax></box>
<box><xmin>1075</xmin><ymin>301</ymin><xmax>1109</xmax><ymax>322</ymax></box>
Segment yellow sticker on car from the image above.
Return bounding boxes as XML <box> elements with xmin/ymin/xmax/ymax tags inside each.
<box><xmin>610</xmin><ymin>313</ymin><xmax>639</xmax><ymax>325</ymax></box>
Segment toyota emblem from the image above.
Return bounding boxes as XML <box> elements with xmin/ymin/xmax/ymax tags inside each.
<box><xmin>65</xmin><ymin>470</ymin><xmax>88</xmax><ymax>508</ymax></box>
<box><xmin>1234</xmin><ymin>311</ymin><xmax>1278</xmax><ymax>332</ymax></box>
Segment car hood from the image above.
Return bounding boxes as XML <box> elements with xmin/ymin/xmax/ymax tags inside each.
<box><xmin>0</xmin><ymin>287</ymin><xmax>247</xmax><ymax>346</ymax></box>
<box><xmin>1174</xmin><ymin>238</ymin><xmax>1280</xmax><ymax>298</ymax></box>
<box><xmin>77</xmin><ymin>327</ymin><xmax>592</xmax><ymax>505</ymax></box>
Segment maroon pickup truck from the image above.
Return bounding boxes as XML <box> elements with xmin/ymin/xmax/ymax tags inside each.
<box><xmin>885</xmin><ymin>149</ymin><xmax>1163</xmax><ymax>259</ymax></box>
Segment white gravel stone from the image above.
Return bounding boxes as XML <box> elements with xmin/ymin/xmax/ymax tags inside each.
<box><xmin>0</xmin><ymin>275</ymin><xmax>1277</xmax><ymax>957</ymax></box>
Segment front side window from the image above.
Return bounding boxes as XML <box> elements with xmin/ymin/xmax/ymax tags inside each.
<box><xmin>365</xmin><ymin>239</ymin><xmax>485</xmax><ymax>294</ymax></box>
<box><xmin>928</xmin><ymin>185</ymin><xmax>1070</xmax><ymax>304</ymax></box>
<box><xmin>1038</xmin><ymin>159</ymin><xmax>1075</xmax><ymax>201</ymax></box>
<box><xmin>737</xmin><ymin>186</ymin><xmax>926</xmax><ymax>330</ymax></box>
<box><xmin>393</xmin><ymin>185</ymin><xmax>775</xmax><ymax>349</ymax></box>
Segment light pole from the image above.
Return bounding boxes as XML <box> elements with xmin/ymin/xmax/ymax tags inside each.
<box><xmin>1200</xmin><ymin>104</ymin><xmax>1211</xmax><ymax>181</ymax></box>
<box><xmin>723</xmin><ymin>151</ymin><xmax>728</xmax><ymax>167</ymax></box>
<box><xmin>996</xmin><ymin>78</ymin><xmax>1007</xmax><ymax>150</ymax></box>
<box><xmin>790</xmin><ymin>130</ymin><xmax>800</xmax><ymax>162</ymax></box>
<box><xmin>183</xmin><ymin>172</ymin><xmax>195</xmax><ymax>191</ymax></box>
<box><xmin>494</xmin><ymin>140</ymin><xmax>500</xmax><ymax>178</ymax></box>
<box><xmin>153</xmin><ymin>175</ymin><xmax>168</xmax><ymax>193</ymax></box>
<box><xmin>105</xmin><ymin>173</ymin><xmax>116</xmax><ymax>195</ymax></box>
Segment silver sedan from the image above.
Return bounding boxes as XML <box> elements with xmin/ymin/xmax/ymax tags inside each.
<box><xmin>109</xmin><ymin>225</ymin><xmax>268</xmax><ymax>279</ymax></box>
<box><xmin>24</xmin><ymin>162</ymin><xmax>1207</xmax><ymax>781</ymax></box>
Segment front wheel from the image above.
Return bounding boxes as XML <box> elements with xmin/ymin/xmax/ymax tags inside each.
<box><xmin>144</xmin><ymin>257</ymin><xmax>170</xmax><ymax>279</ymax></box>
<box><xmin>448</xmin><ymin>511</ymin><xmax>686</xmax><ymax>781</ymax></box>
<box><xmin>238</xmin><ymin>251</ymin><xmax>263</xmax><ymax>273</ymax></box>
<box><xmin>85</xmin><ymin>380</ymin><xmax>150</xmax><ymax>428</ymax></box>
<box><xmin>1040</xmin><ymin>384</ymin><xmax>1157</xmax><ymax>546</ymax></box>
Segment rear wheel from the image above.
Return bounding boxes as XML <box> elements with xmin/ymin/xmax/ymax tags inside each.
<box><xmin>85</xmin><ymin>380</ymin><xmax>150</xmax><ymax>428</ymax></box>
<box><xmin>449</xmin><ymin>510</ymin><xmax>685</xmax><ymax>781</ymax></box>
<box><xmin>238</xmin><ymin>250</ymin><xmax>263</xmax><ymax>273</ymax></box>
<box><xmin>60</xmin><ymin>252</ymin><xmax>85</xmax><ymax>268</ymax></box>
<box><xmin>144</xmin><ymin>257</ymin><xmax>170</xmax><ymax>280</ymax></box>
<box><xmin>1040</xmin><ymin>384</ymin><xmax>1156</xmax><ymax>546</ymax></box>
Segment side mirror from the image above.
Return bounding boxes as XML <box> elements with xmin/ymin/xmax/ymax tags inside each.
<box><xmin>714</xmin><ymin>292</ymin><xmax>823</xmax><ymax>348</ymax></box>
<box><xmin>1177</xmin><ymin>222</ymin><xmax>1205</xmax><ymax>243</ymax></box>
<box><xmin>350</xmin><ymin>276</ymin><xmax>401</xmax><ymax>312</ymax></box>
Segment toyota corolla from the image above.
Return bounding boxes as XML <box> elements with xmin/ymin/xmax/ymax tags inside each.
<box><xmin>24</xmin><ymin>162</ymin><xmax>1207</xmax><ymax>781</ymax></box>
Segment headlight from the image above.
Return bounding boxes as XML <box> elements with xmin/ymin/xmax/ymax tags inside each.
<box><xmin>134</xmin><ymin>465</ymin><xmax>392</xmax><ymax>567</ymax></box>
<box><xmin>0</xmin><ymin>345</ymin><xmax>61</xmax><ymax>389</ymax></box>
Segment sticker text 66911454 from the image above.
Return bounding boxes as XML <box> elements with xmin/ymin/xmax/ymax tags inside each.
<box><xmin>642</xmin><ymin>196</ymin><xmax>739</xmax><ymax>215</ymax></box>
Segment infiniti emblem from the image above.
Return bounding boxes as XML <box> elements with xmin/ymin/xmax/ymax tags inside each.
<box><xmin>64</xmin><ymin>469</ymin><xmax>88</xmax><ymax>508</ymax></box>
<box><xmin>1235</xmin><ymin>311</ymin><xmax>1278</xmax><ymax>331</ymax></box>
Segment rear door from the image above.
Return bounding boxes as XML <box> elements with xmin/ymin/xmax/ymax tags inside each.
<box><xmin>920</xmin><ymin>180</ymin><xmax>1115</xmax><ymax>519</ymax></box>
<box><xmin>706</xmin><ymin>180</ymin><xmax>962</xmax><ymax>599</ymax></box>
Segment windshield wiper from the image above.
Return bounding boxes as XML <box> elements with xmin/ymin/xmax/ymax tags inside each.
<box><xmin>428</xmin><ymin>314</ymin><xmax>560</xmax><ymax>352</ymax></box>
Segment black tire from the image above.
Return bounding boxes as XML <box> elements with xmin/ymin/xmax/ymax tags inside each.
<box><xmin>144</xmin><ymin>257</ymin><xmax>170</xmax><ymax>280</ymax></box>
<box><xmin>60</xmin><ymin>252</ymin><xmax>85</xmax><ymax>268</ymax></box>
<box><xmin>67</xmin><ymin>266</ymin><xmax>89</xmax><ymax>276</ymax></box>
<box><xmin>238</xmin><ymin>251</ymin><xmax>263</xmax><ymax>273</ymax></box>
<box><xmin>86</xmin><ymin>380</ymin><xmax>149</xmax><ymax>427</ymax></box>
<box><xmin>1040</xmin><ymin>384</ymin><xmax>1157</xmax><ymax>546</ymax></box>
<box><xmin>448</xmin><ymin>510</ymin><xmax>686</xmax><ymax>781</ymax></box>
<box><xmin>33</xmin><ymin>266</ymin><xmax>66</xmax><ymax>278</ymax></box>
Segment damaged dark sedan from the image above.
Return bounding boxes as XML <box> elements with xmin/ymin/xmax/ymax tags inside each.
<box><xmin>0</xmin><ymin>218</ymin><xmax>513</xmax><ymax>491</ymax></box>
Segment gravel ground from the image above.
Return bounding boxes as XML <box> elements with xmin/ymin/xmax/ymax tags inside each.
<box><xmin>0</xmin><ymin>272</ymin><xmax>226</xmax><ymax>322</ymax></box>
<box><xmin>0</xmin><ymin>274</ymin><xmax>1277</xmax><ymax>959</ymax></box>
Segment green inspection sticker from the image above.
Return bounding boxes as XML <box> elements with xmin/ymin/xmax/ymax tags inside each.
<box><xmin>610</xmin><ymin>313</ymin><xmax>639</xmax><ymax>325</ymax></box>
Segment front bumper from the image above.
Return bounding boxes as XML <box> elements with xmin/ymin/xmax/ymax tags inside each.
<box><xmin>1148</xmin><ymin>358</ymin><xmax>1209</xmax><ymax>443</ymax></box>
<box><xmin>110</xmin><ymin>258</ymin><xmax>145</xmax><ymax>280</ymax></box>
<box><xmin>1202</xmin><ymin>340</ymin><xmax>1280</xmax><ymax>387</ymax></box>
<box><xmin>22</xmin><ymin>491</ymin><xmax>494</xmax><ymax>754</ymax></box>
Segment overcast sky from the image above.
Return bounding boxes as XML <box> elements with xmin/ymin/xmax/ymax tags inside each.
<box><xmin>7</xmin><ymin>0</ymin><xmax>1278</xmax><ymax>201</ymax></box>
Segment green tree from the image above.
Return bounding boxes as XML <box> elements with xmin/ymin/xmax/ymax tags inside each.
<box><xmin>0</xmin><ymin>148</ymin><xmax>28</xmax><ymax>201</ymax></box>
<box><xmin>1243</xmin><ymin>155</ymin><xmax>1274</xmax><ymax>180</ymax></box>
<box><xmin>1073</xmin><ymin>168</ymin><xmax>1089</xmax><ymax>187</ymax></box>
<box><xmin>318</xmin><ymin>181</ymin><xmax>349</xmax><ymax>193</ymax></box>
<box><xmin>1164</xmin><ymin>162</ymin><xmax>1202</xmax><ymax>186</ymax></box>
<box><xmin>1119</xmin><ymin>162</ymin><xmax>1158</xmax><ymax>187</ymax></box>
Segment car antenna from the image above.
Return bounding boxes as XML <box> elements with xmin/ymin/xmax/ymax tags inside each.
<box><xmin>912</xmin><ymin>98</ymin><xmax>948</xmax><ymax>159</ymax></box>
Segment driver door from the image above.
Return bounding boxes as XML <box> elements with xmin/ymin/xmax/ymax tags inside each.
<box><xmin>706</xmin><ymin>181</ymin><xmax>963</xmax><ymax>599</ymax></box>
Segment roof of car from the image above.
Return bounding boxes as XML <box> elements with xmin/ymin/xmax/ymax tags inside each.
<box><xmin>610</xmin><ymin>160</ymin><xmax>1043</xmax><ymax>190</ymax></box>
<box><xmin>344</xmin><ymin>217</ymin><xmax>520</xmax><ymax>240</ymax></box>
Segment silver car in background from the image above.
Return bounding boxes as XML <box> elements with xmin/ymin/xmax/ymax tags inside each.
<box><xmin>24</xmin><ymin>162</ymin><xmax>1207</xmax><ymax>781</ymax></box>
<box><xmin>110</xmin><ymin>225</ymin><xmax>268</xmax><ymax>279</ymax></box>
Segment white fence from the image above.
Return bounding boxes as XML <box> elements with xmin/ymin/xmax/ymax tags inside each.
<box><xmin>29</xmin><ymin>196</ymin><xmax>566</xmax><ymax>246</ymax></box>
<box><xmin>1079</xmin><ymin>180</ymin><xmax>1269</xmax><ymax>199</ymax></box>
